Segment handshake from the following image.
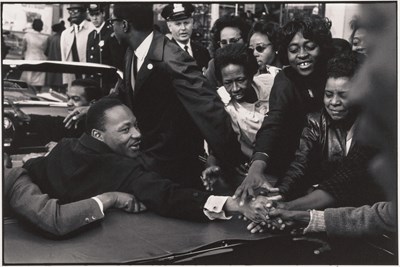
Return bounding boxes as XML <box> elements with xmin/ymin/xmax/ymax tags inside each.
<box><xmin>224</xmin><ymin>195</ymin><xmax>310</xmax><ymax>234</ymax></box>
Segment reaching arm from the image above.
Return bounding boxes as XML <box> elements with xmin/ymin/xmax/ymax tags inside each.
<box><xmin>5</xmin><ymin>168</ymin><xmax>144</xmax><ymax>237</ymax></box>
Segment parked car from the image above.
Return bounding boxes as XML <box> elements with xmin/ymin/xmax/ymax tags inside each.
<box><xmin>2</xmin><ymin>60</ymin><xmax>123</xmax><ymax>154</ymax></box>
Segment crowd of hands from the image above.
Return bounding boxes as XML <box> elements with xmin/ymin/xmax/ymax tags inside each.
<box><xmin>201</xmin><ymin>159</ymin><xmax>310</xmax><ymax>234</ymax></box>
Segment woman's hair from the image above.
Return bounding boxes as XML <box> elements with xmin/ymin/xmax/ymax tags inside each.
<box><xmin>326</xmin><ymin>52</ymin><xmax>360</xmax><ymax>79</ymax></box>
<box><xmin>278</xmin><ymin>15</ymin><xmax>333</xmax><ymax>65</ymax></box>
<box><xmin>210</xmin><ymin>15</ymin><xmax>250</xmax><ymax>51</ymax></box>
<box><xmin>32</xmin><ymin>19</ymin><xmax>44</xmax><ymax>32</ymax></box>
<box><xmin>248</xmin><ymin>21</ymin><xmax>280</xmax><ymax>51</ymax></box>
<box><xmin>214</xmin><ymin>43</ymin><xmax>258</xmax><ymax>82</ymax></box>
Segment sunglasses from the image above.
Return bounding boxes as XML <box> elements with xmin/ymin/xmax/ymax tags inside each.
<box><xmin>249</xmin><ymin>43</ymin><xmax>272</xmax><ymax>53</ymax></box>
<box><xmin>68</xmin><ymin>9</ymin><xmax>85</xmax><ymax>14</ymax></box>
<box><xmin>218</xmin><ymin>37</ymin><xmax>242</xmax><ymax>46</ymax></box>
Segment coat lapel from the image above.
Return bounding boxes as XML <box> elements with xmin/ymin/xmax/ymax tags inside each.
<box><xmin>134</xmin><ymin>32</ymin><xmax>165</xmax><ymax>95</ymax></box>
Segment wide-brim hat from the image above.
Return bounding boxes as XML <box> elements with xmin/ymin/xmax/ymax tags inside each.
<box><xmin>161</xmin><ymin>3</ymin><xmax>195</xmax><ymax>21</ymax></box>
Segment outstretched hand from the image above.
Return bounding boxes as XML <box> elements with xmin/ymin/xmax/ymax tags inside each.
<box><xmin>201</xmin><ymin>166</ymin><xmax>221</xmax><ymax>191</ymax></box>
<box><xmin>63</xmin><ymin>106</ymin><xmax>89</xmax><ymax>129</ymax></box>
<box><xmin>234</xmin><ymin>160</ymin><xmax>279</xmax><ymax>206</ymax></box>
<box><xmin>97</xmin><ymin>192</ymin><xmax>147</xmax><ymax>213</ymax></box>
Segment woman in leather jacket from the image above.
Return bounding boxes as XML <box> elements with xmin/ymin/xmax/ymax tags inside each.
<box><xmin>275</xmin><ymin>53</ymin><xmax>364</xmax><ymax>200</ymax></box>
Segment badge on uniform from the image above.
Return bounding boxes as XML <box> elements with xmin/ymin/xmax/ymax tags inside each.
<box><xmin>147</xmin><ymin>63</ymin><xmax>153</xmax><ymax>70</ymax></box>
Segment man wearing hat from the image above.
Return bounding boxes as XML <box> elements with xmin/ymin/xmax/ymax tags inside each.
<box><xmin>86</xmin><ymin>4</ymin><xmax>113</xmax><ymax>65</ymax></box>
<box><xmin>86</xmin><ymin>3</ymin><xmax>127</xmax><ymax>94</ymax></box>
<box><xmin>60</xmin><ymin>4</ymin><xmax>94</xmax><ymax>85</ymax></box>
<box><xmin>161</xmin><ymin>3</ymin><xmax>210</xmax><ymax>70</ymax></box>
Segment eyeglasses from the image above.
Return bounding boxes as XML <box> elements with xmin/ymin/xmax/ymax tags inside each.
<box><xmin>249</xmin><ymin>43</ymin><xmax>272</xmax><ymax>53</ymax></box>
<box><xmin>218</xmin><ymin>37</ymin><xmax>242</xmax><ymax>46</ymax></box>
<box><xmin>68</xmin><ymin>9</ymin><xmax>85</xmax><ymax>15</ymax></box>
<box><xmin>107</xmin><ymin>18</ymin><xmax>125</xmax><ymax>25</ymax></box>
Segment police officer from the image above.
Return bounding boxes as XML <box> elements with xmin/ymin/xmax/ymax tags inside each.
<box><xmin>161</xmin><ymin>3</ymin><xmax>210</xmax><ymax>71</ymax></box>
<box><xmin>86</xmin><ymin>3</ymin><xmax>127</xmax><ymax>94</ymax></box>
<box><xmin>86</xmin><ymin>3</ymin><xmax>113</xmax><ymax>65</ymax></box>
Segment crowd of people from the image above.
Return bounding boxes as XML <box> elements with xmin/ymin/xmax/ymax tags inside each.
<box><xmin>3</xmin><ymin>2</ymin><xmax>396</xmax><ymax>257</ymax></box>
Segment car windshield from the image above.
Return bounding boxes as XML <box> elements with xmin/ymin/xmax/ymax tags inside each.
<box><xmin>3</xmin><ymin>60</ymin><xmax>122</xmax><ymax>103</ymax></box>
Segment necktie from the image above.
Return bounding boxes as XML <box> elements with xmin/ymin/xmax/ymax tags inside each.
<box><xmin>71</xmin><ymin>26</ymin><xmax>80</xmax><ymax>62</ymax></box>
<box><xmin>71</xmin><ymin>25</ymin><xmax>82</xmax><ymax>79</ymax></box>
<box><xmin>184</xmin><ymin>45</ymin><xmax>189</xmax><ymax>54</ymax></box>
<box><xmin>131</xmin><ymin>53</ymin><xmax>137</xmax><ymax>92</ymax></box>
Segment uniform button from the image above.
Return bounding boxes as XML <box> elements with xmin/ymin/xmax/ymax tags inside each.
<box><xmin>193</xmin><ymin>192</ymin><xmax>199</xmax><ymax>197</ymax></box>
<box><xmin>91</xmin><ymin>47</ymin><xmax>94</xmax><ymax>50</ymax></box>
<box><xmin>85</xmin><ymin>218</ymin><xmax>90</xmax><ymax>223</ymax></box>
<box><xmin>92</xmin><ymin>216</ymin><xmax>96</xmax><ymax>220</ymax></box>
<box><xmin>90</xmin><ymin>55</ymin><xmax>94</xmax><ymax>59</ymax></box>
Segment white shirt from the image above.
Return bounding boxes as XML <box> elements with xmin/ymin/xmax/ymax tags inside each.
<box><xmin>175</xmin><ymin>39</ymin><xmax>193</xmax><ymax>57</ymax></box>
<box><xmin>94</xmin><ymin>22</ymin><xmax>105</xmax><ymax>34</ymax></box>
<box><xmin>135</xmin><ymin>31</ymin><xmax>154</xmax><ymax>72</ymax></box>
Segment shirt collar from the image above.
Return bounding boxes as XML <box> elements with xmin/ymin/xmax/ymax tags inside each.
<box><xmin>95</xmin><ymin>22</ymin><xmax>105</xmax><ymax>33</ymax></box>
<box><xmin>176</xmin><ymin>39</ymin><xmax>191</xmax><ymax>50</ymax></box>
<box><xmin>135</xmin><ymin>31</ymin><xmax>154</xmax><ymax>61</ymax></box>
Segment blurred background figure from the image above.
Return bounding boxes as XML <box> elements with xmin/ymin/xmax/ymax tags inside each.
<box><xmin>349</xmin><ymin>16</ymin><xmax>367</xmax><ymax>55</ymax></box>
<box><xmin>20</xmin><ymin>18</ymin><xmax>48</xmax><ymax>92</ymax></box>
<box><xmin>2</xmin><ymin>31</ymin><xmax>11</xmax><ymax>60</ymax></box>
<box><xmin>45</xmin><ymin>21</ymin><xmax>66</xmax><ymax>93</ymax></box>
<box><xmin>60</xmin><ymin>4</ymin><xmax>94</xmax><ymax>85</ymax></box>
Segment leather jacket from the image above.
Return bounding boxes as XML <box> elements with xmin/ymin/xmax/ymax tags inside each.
<box><xmin>276</xmin><ymin>109</ymin><xmax>356</xmax><ymax>199</ymax></box>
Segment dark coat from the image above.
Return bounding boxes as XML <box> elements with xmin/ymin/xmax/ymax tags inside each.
<box><xmin>171</xmin><ymin>38</ymin><xmax>210</xmax><ymax>70</ymax></box>
<box><xmin>276</xmin><ymin>110</ymin><xmax>384</xmax><ymax>205</ymax></box>
<box><xmin>276</xmin><ymin>110</ymin><xmax>355</xmax><ymax>198</ymax></box>
<box><xmin>117</xmin><ymin>31</ymin><xmax>243</xmax><ymax>186</ymax></box>
<box><xmin>23</xmin><ymin>134</ymin><xmax>211</xmax><ymax>221</ymax></box>
<box><xmin>253</xmin><ymin>67</ymin><xmax>326</xmax><ymax>175</ymax></box>
<box><xmin>86</xmin><ymin>24</ymin><xmax>113</xmax><ymax>65</ymax></box>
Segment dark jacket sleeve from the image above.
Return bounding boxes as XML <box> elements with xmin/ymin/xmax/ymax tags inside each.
<box><xmin>276</xmin><ymin>113</ymin><xmax>321</xmax><ymax>198</ymax></box>
<box><xmin>5</xmin><ymin>167</ymin><xmax>104</xmax><ymax>237</ymax></box>
<box><xmin>318</xmin><ymin>145</ymin><xmax>380</xmax><ymax>205</ymax></box>
<box><xmin>122</xmin><ymin>160</ymin><xmax>212</xmax><ymax>221</ymax></box>
<box><xmin>253</xmin><ymin>71</ymin><xmax>296</xmax><ymax>160</ymax></box>
<box><xmin>164</xmin><ymin>46</ymin><xmax>244</xmax><ymax>168</ymax></box>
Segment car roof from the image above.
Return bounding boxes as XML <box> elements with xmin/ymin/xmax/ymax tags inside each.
<box><xmin>2</xmin><ymin>60</ymin><xmax>123</xmax><ymax>79</ymax></box>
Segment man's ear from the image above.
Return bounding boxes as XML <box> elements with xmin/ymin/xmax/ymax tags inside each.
<box><xmin>166</xmin><ymin>21</ymin><xmax>172</xmax><ymax>32</ymax></box>
<box><xmin>91</xmin><ymin>129</ymin><xmax>104</xmax><ymax>141</ymax></box>
<box><xmin>122</xmin><ymin>20</ymin><xmax>129</xmax><ymax>33</ymax></box>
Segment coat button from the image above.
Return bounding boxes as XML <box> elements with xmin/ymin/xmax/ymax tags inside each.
<box><xmin>85</xmin><ymin>218</ymin><xmax>90</xmax><ymax>223</ymax></box>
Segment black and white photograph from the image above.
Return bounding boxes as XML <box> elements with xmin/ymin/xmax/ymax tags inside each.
<box><xmin>1</xmin><ymin>1</ymin><xmax>397</xmax><ymax>265</ymax></box>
